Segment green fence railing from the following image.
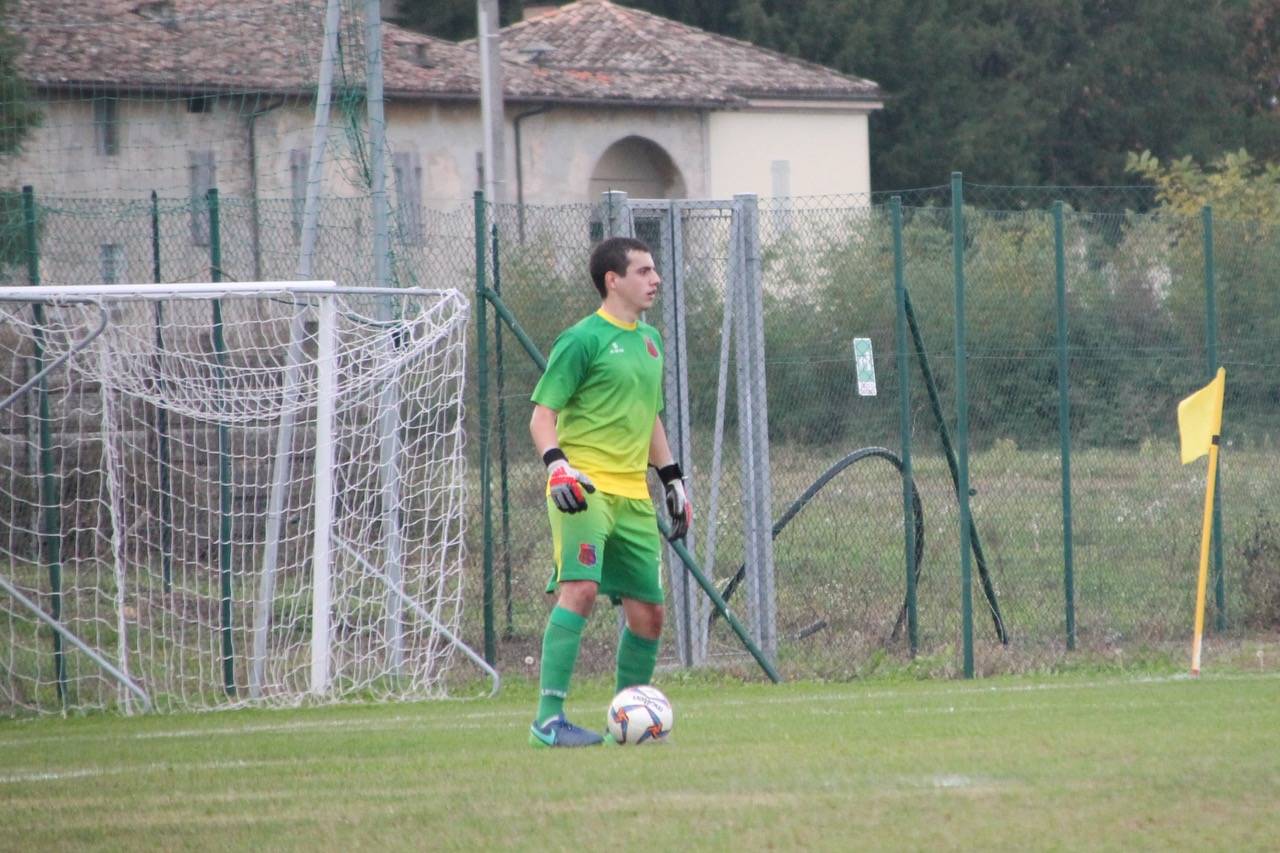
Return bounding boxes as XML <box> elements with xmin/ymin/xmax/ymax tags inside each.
<box><xmin>1</xmin><ymin>177</ymin><xmax>1276</xmax><ymax>699</ymax></box>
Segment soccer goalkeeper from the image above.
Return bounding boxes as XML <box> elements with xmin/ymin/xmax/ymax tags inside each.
<box><xmin>527</xmin><ymin>236</ymin><xmax>692</xmax><ymax>748</ymax></box>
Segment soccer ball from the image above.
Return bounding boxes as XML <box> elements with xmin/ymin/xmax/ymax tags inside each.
<box><xmin>607</xmin><ymin>685</ymin><xmax>674</xmax><ymax>745</ymax></box>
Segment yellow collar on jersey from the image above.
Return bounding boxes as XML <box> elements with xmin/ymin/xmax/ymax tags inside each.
<box><xmin>595</xmin><ymin>307</ymin><xmax>638</xmax><ymax>331</ymax></box>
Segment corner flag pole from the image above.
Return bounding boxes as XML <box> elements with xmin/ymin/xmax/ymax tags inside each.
<box><xmin>1189</xmin><ymin>432</ymin><xmax>1220</xmax><ymax>677</ymax></box>
<box><xmin>1181</xmin><ymin>366</ymin><xmax>1226</xmax><ymax>677</ymax></box>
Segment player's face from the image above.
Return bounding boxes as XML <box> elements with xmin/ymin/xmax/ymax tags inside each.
<box><xmin>609</xmin><ymin>250</ymin><xmax>661</xmax><ymax>313</ymax></box>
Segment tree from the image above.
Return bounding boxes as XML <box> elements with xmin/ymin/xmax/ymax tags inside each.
<box><xmin>391</xmin><ymin>0</ymin><xmax>524</xmax><ymax>41</ymax></box>
<box><xmin>0</xmin><ymin>0</ymin><xmax>41</xmax><ymax>157</ymax></box>
<box><xmin>731</xmin><ymin>0</ymin><xmax>1280</xmax><ymax>190</ymax></box>
<box><xmin>392</xmin><ymin>0</ymin><xmax>1280</xmax><ymax>192</ymax></box>
<box><xmin>1126</xmin><ymin>148</ymin><xmax>1280</xmax><ymax>223</ymax></box>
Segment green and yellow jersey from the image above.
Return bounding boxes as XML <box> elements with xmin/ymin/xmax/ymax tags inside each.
<box><xmin>531</xmin><ymin>308</ymin><xmax>665</xmax><ymax>499</ymax></box>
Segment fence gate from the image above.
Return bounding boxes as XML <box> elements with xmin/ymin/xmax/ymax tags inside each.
<box><xmin>604</xmin><ymin>192</ymin><xmax>777</xmax><ymax>668</ymax></box>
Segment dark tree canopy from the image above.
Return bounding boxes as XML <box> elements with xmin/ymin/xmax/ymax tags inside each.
<box><xmin>392</xmin><ymin>0</ymin><xmax>1280</xmax><ymax>190</ymax></box>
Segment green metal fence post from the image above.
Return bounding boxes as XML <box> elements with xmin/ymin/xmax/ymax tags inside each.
<box><xmin>151</xmin><ymin>191</ymin><xmax>174</xmax><ymax>594</ymax></box>
<box><xmin>474</xmin><ymin>190</ymin><xmax>496</xmax><ymax>663</ymax></box>
<box><xmin>207</xmin><ymin>187</ymin><xmax>235</xmax><ymax>696</ymax></box>
<box><xmin>24</xmin><ymin>185</ymin><xmax>66</xmax><ymax>705</ymax></box>
<box><xmin>891</xmin><ymin>197</ymin><xmax>918</xmax><ymax>656</ymax></box>
<box><xmin>900</xmin><ymin>288</ymin><xmax>1007</xmax><ymax>645</ymax></box>
<box><xmin>1202</xmin><ymin>205</ymin><xmax>1225</xmax><ymax>632</ymax></box>
<box><xmin>491</xmin><ymin>220</ymin><xmax>514</xmax><ymax>640</ymax></box>
<box><xmin>1053</xmin><ymin>201</ymin><xmax>1077</xmax><ymax>650</ymax></box>
<box><xmin>952</xmin><ymin>173</ymin><xmax>975</xmax><ymax>678</ymax></box>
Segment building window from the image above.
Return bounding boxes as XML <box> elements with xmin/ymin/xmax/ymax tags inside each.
<box><xmin>189</xmin><ymin>150</ymin><xmax>216</xmax><ymax>247</ymax></box>
<box><xmin>94</xmin><ymin>98</ymin><xmax>119</xmax><ymax>156</ymax></box>
<box><xmin>393</xmin><ymin>149</ymin><xmax>424</xmax><ymax>246</ymax></box>
<box><xmin>100</xmin><ymin>244</ymin><xmax>125</xmax><ymax>284</ymax></box>
<box><xmin>187</xmin><ymin>95</ymin><xmax>213</xmax><ymax>114</ymax></box>
<box><xmin>290</xmin><ymin>148</ymin><xmax>308</xmax><ymax>243</ymax></box>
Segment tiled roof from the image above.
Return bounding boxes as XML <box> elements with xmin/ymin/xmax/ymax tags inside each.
<box><xmin>484</xmin><ymin>1</ymin><xmax>882</xmax><ymax>106</ymax></box>
<box><xmin>6</xmin><ymin>0</ymin><xmax>881</xmax><ymax>108</ymax></box>
<box><xmin>6</xmin><ymin>0</ymin><xmax>504</xmax><ymax>98</ymax></box>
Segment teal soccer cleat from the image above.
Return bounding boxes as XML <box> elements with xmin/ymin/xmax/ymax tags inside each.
<box><xmin>528</xmin><ymin>714</ymin><xmax>604</xmax><ymax>748</ymax></box>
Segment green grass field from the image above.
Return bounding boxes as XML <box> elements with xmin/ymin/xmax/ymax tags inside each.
<box><xmin>4</xmin><ymin>669</ymin><xmax>1279</xmax><ymax>850</ymax></box>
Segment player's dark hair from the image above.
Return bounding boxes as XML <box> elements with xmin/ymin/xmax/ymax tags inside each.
<box><xmin>589</xmin><ymin>237</ymin><xmax>651</xmax><ymax>298</ymax></box>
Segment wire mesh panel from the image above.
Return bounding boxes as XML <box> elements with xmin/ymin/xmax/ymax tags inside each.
<box><xmin>1062</xmin><ymin>210</ymin><xmax>1206</xmax><ymax>649</ymax></box>
<box><xmin>957</xmin><ymin>208</ymin><xmax>1061</xmax><ymax>662</ymax></box>
<box><xmin>1211</xmin><ymin>216</ymin><xmax>1280</xmax><ymax>634</ymax></box>
<box><xmin>0</xmin><ymin>285</ymin><xmax>469</xmax><ymax>715</ymax></box>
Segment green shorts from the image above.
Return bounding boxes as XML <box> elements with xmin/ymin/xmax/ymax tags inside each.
<box><xmin>546</xmin><ymin>492</ymin><xmax>663</xmax><ymax>605</ymax></box>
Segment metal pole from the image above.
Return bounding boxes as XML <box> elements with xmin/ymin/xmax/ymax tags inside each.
<box><xmin>208</xmin><ymin>188</ymin><xmax>236</xmax><ymax>696</ymax></box>
<box><xmin>1203</xmin><ymin>205</ymin><xmax>1225</xmax><ymax>632</ymax></box>
<box><xmin>364</xmin><ymin>0</ymin><xmax>406</xmax><ymax>673</ymax></box>
<box><xmin>730</xmin><ymin>198</ymin><xmax>761</xmax><ymax>648</ymax></box>
<box><xmin>476</xmin><ymin>0</ymin><xmax>506</xmax><ymax>204</ymax></box>
<box><xmin>309</xmin><ymin>294</ymin><xmax>338</xmax><ymax>695</ymax></box>
<box><xmin>255</xmin><ymin>0</ymin><xmax>343</xmax><ymax>698</ymax></box>
<box><xmin>475</xmin><ymin>191</ymin><xmax>495</xmax><ymax>663</ymax></box>
<box><xmin>668</xmin><ymin>203</ymin><xmax>702</xmax><ymax>664</ymax></box>
<box><xmin>0</xmin><ymin>574</ymin><xmax>152</xmax><ymax>712</ymax></box>
<box><xmin>738</xmin><ymin>193</ymin><xmax>775</xmax><ymax>661</ymax></box>
<box><xmin>298</xmin><ymin>0</ymin><xmax>341</xmax><ymax>279</ymax></box>
<box><xmin>23</xmin><ymin>185</ymin><xmax>65</xmax><ymax>705</ymax></box>
<box><xmin>891</xmin><ymin>197</ymin><xmax>917</xmax><ymax>656</ymax></box>
<box><xmin>151</xmin><ymin>192</ymin><xmax>174</xmax><ymax>596</ymax></box>
<box><xmin>670</xmin><ymin>202</ymin><xmax>703</xmax><ymax>663</ymax></box>
<box><xmin>364</xmin><ymin>0</ymin><xmax>390</xmax><ymax>291</ymax></box>
<box><xmin>491</xmin><ymin>220</ymin><xmax>514</xmax><ymax>639</ymax></box>
<box><xmin>1054</xmin><ymin>201</ymin><xmax>1076</xmax><ymax>650</ymax></box>
<box><xmin>951</xmin><ymin>172</ymin><xmax>974</xmax><ymax>679</ymax></box>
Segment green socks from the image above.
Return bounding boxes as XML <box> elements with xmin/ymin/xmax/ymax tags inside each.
<box><xmin>535</xmin><ymin>610</ymin><xmax>662</xmax><ymax>723</ymax></box>
<box><xmin>615</xmin><ymin>627</ymin><xmax>660</xmax><ymax>693</ymax></box>
<box><xmin>535</xmin><ymin>606</ymin><xmax>587</xmax><ymax>724</ymax></box>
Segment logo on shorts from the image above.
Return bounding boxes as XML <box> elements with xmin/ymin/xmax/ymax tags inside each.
<box><xmin>578</xmin><ymin>543</ymin><xmax>597</xmax><ymax>567</ymax></box>
<box><xmin>645</xmin><ymin>337</ymin><xmax>659</xmax><ymax>359</ymax></box>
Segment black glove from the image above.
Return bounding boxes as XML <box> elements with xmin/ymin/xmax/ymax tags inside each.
<box><xmin>656</xmin><ymin>463</ymin><xmax>692</xmax><ymax>541</ymax></box>
<box><xmin>544</xmin><ymin>448</ymin><xmax>595</xmax><ymax>513</ymax></box>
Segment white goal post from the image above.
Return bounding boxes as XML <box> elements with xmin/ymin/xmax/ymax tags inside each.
<box><xmin>0</xmin><ymin>281</ymin><xmax>492</xmax><ymax>716</ymax></box>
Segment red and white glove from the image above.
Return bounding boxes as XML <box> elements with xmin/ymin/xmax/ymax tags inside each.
<box><xmin>544</xmin><ymin>448</ymin><xmax>595</xmax><ymax>514</ymax></box>
<box><xmin>656</xmin><ymin>463</ymin><xmax>692</xmax><ymax>541</ymax></box>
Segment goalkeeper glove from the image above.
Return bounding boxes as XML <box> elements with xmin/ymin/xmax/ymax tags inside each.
<box><xmin>543</xmin><ymin>448</ymin><xmax>595</xmax><ymax>514</ymax></box>
<box><xmin>656</xmin><ymin>463</ymin><xmax>692</xmax><ymax>541</ymax></box>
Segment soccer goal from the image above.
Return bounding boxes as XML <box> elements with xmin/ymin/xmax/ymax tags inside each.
<box><xmin>0</xmin><ymin>281</ymin><xmax>487</xmax><ymax>715</ymax></box>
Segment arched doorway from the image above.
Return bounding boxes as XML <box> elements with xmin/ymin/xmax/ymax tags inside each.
<box><xmin>587</xmin><ymin>136</ymin><xmax>686</xmax><ymax>200</ymax></box>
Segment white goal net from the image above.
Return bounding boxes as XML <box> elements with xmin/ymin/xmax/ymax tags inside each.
<box><xmin>0</xmin><ymin>282</ymin><xmax>472</xmax><ymax>715</ymax></box>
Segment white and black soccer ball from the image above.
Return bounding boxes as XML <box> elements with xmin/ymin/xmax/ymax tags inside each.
<box><xmin>606</xmin><ymin>685</ymin><xmax>674</xmax><ymax>745</ymax></box>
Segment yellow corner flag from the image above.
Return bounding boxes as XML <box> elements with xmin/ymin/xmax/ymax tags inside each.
<box><xmin>1178</xmin><ymin>367</ymin><xmax>1225</xmax><ymax>676</ymax></box>
<box><xmin>1177</xmin><ymin>367</ymin><xmax>1226</xmax><ymax>465</ymax></box>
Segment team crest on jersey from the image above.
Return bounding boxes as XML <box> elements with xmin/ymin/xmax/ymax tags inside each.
<box><xmin>645</xmin><ymin>337</ymin><xmax>659</xmax><ymax>358</ymax></box>
<box><xmin>578</xmin><ymin>543</ymin><xmax>597</xmax><ymax>567</ymax></box>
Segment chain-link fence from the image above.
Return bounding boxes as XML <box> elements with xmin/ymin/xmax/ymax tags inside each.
<box><xmin>477</xmin><ymin>186</ymin><xmax>1279</xmax><ymax>680</ymax></box>
<box><xmin>2</xmin><ymin>179</ymin><xmax>1275</xmax><ymax>703</ymax></box>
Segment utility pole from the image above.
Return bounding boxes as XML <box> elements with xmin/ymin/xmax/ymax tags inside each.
<box><xmin>477</xmin><ymin>0</ymin><xmax>506</xmax><ymax>203</ymax></box>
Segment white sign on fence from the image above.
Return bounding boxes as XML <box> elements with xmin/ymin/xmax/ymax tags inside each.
<box><xmin>854</xmin><ymin>337</ymin><xmax>876</xmax><ymax>396</ymax></box>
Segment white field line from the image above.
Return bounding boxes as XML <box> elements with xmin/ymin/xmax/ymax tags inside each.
<box><xmin>0</xmin><ymin>757</ymin><xmax>324</xmax><ymax>786</ymax></box>
<box><xmin>2</xmin><ymin>670</ymin><xmax>1276</xmax><ymax>750</ymax></box>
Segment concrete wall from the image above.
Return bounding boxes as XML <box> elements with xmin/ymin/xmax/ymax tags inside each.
<box><xmin>0</xmin><ymin>93</ymin><xmax>876</xmax><ymax>287</ymax></box>
<box><xmin>502</xmin><ymin>104</ymin><xmax>707</xmax><ymax>204</ymax></box>
<box><xmin>707</xmin><ymin>108</ymin><xmax>873</xmax><ymax>199</ymax></box>
<box><xmin>2</xmin><ymin>94</ymin><xmax>874</xmax><ymax>205</ymax></box>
